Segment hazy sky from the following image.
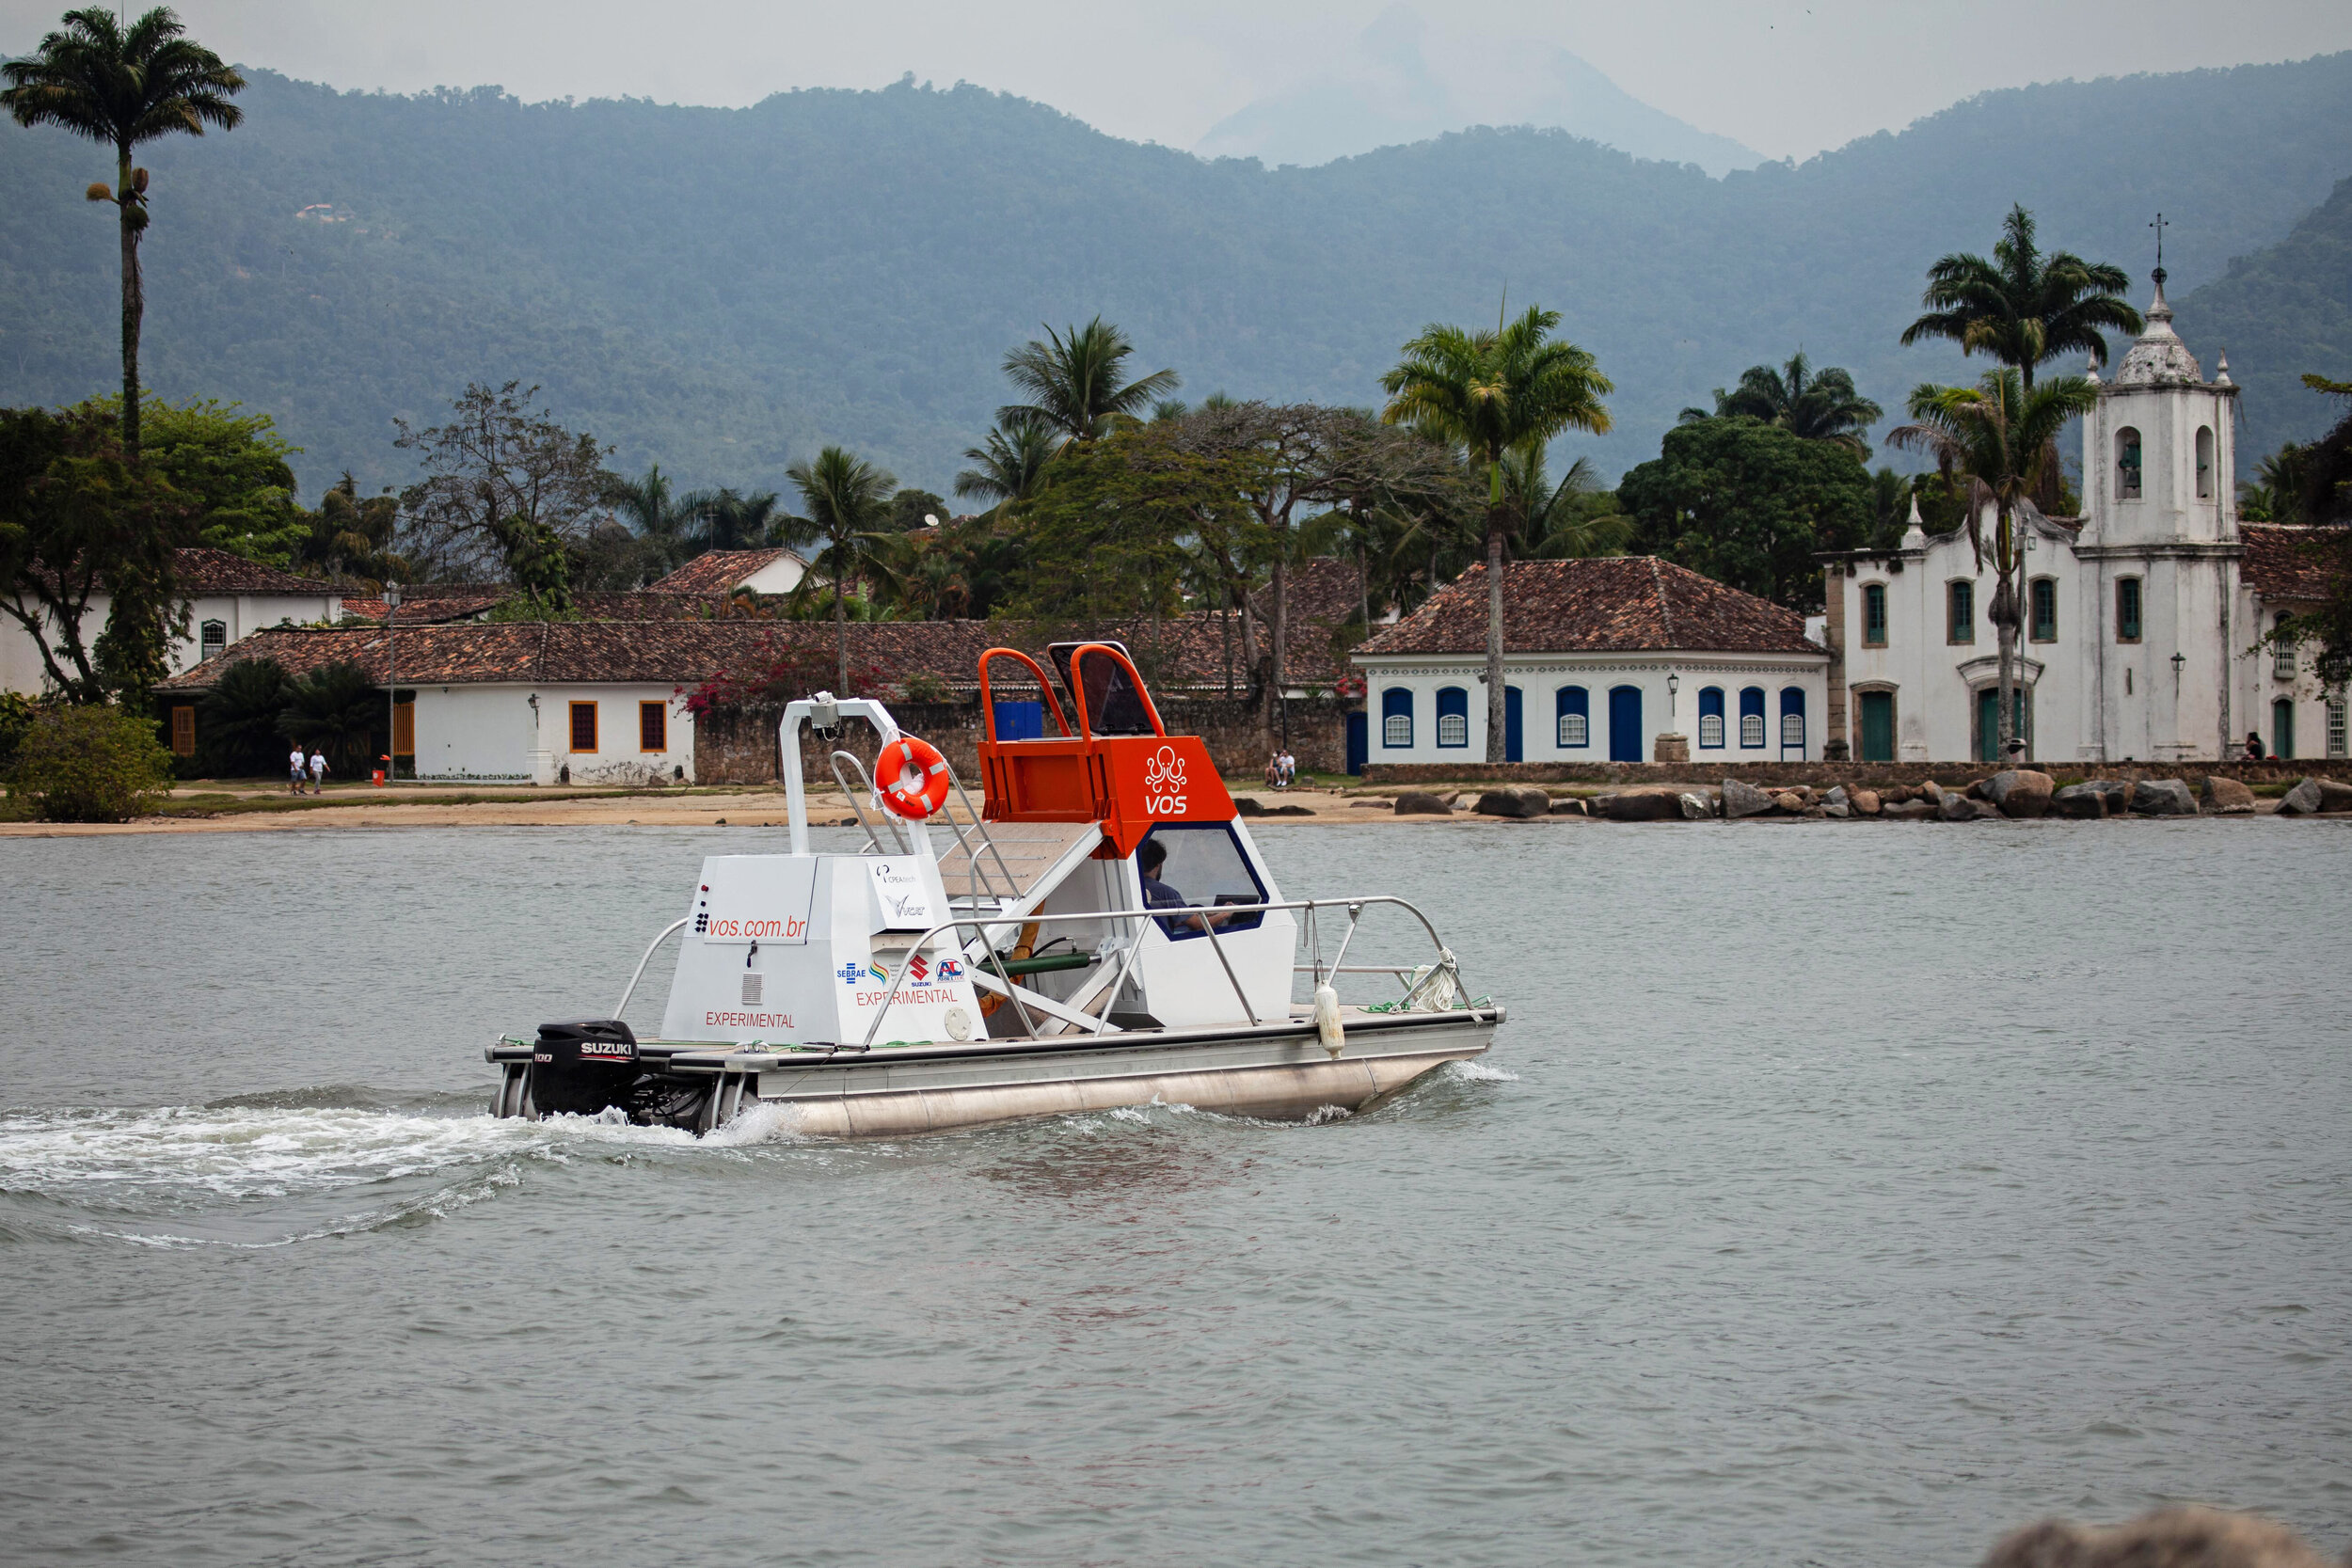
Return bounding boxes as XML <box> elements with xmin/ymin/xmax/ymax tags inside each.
<box><xmin>5</xmin><ymin>0</ymin><xmax>2350</xmax><ymax>163</ymax></box>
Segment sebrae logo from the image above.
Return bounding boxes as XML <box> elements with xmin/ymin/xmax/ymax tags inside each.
<box><xmin>1144</xmin><ymin>745</ymin><xmax>1188</xmax><ymax>816</ymax></box>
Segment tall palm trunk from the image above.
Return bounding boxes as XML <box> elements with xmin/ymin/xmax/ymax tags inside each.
<box><xmin>1267</xmin><ymin>553</ymin><xmax>1288</xmax><ymax>749</ymax></box>
<box><xmin>115</xmin><ymin>144</ymin><xmax>143</xmax><ymax>459</ymax></box>
<box><xmin>832</xmin><ymin>535</ymin><xmax>849</xmax><ymax>693</ymax></box>
<box><xmin>1484</xmin><ymin>457</ymin><xmax>1507</xmax><ymax>764</ymax></box>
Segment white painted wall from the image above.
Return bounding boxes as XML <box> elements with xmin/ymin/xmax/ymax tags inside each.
<box><xmin>2</xmin><ymin>588</ymin><xmax>340</xmax><ymax>695</ymax></box>
<box><xmin>1354</xmin><ymin>654</ymin><xmax>1829</xmax><ymax>765</ymax></box>
<box><xmin>739</xmin><ymin>553</ymin><xmax>807</xmax><ymax>594</ymax></box>
<box><xmin>411</xmin><ymin>682</ymin><xmax>695</xmax><ymax>784</ymax></box>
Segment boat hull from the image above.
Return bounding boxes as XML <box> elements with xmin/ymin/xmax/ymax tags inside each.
<box><xmin>489</xmin><ymin>1008</ymin><xmax>1500</xmax><ymax>1139</ymax></box>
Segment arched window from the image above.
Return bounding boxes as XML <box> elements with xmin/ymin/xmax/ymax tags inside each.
<box><xmin>1947</xmin><ymin>579</ymin><xmax>1975</xmax><ymax>644</ymax></box>
<box><xmin>1381</xmin><ymin>687</ymin><xmax>1413</xmax><ymax>748</ymax></box>
<box><xmin>2196</xmin><ymin>426</ymin><xmax>2215</xmax><ymax>499</ymax></box>
<box><xmin>1739</xmin><ymin>687</ymin><xmax>1766</xmax><ymax>748</ymax></box>
<box><xmin>1697</xmin><ymin>686</ymin><xmax>1725</xmax><ymax>749</ymax></box>
<box><xmin>1555</xmin><ymin>686</ymin><xmax>1589</xmax><ymax>748</ymax></box>
<box><xmin>1778</xmin><ymin>688</ymin><xmax>1807</xmax><ymax>757</ymax></box>
<box><xmin>2030</xmin><ymin>578</ymin><xmax>2058</xmax><ymax>642</ymax></box>
<box><xmin>2117</xmin><ymin>428</ymin><xmax>2143</xmax><ymax>499</ymax></box>
<box><xmin>199</xmin><ymin>619</ymin><xmax>228</xmax><ymax>659</ymax></box>
<box><xmin>1435</xmin><ymin>686</ymin><xmax>1469</xmax><ymax>748</ymax></box>
<box><xmin>1862</xmin><ymin>582</ymin><xmax>1888</xmax><ymax>646</ymax></box>
<box><xmin>2275</xmin><ymin>611</ymin><xmax>2297</xmax><ymax>679</ymax></box>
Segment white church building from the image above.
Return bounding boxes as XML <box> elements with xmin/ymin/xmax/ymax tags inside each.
<box><xmin>1820</xmin><ymin>271</ymin><xmax>2347</xmax><ymax>766</ymax></box>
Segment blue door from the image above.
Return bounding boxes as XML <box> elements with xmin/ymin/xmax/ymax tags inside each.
<box><xmin>1345</xmin><ymin>711</ymin><xmax>1368</xmax><ymax>775</ymax></box>
<box><xmin>1504</xmin><ymin>686</ymin><xmax>1523</xmax><ymax>762</ymax></box>
<box><xmin>1608</xmin><ymin>685</ymin><xmax>1643</xmax><ymax>762</ymax></box>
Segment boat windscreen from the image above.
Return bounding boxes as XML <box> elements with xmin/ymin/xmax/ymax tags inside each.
<box><xmin>1046</xmin><ymin>641</ymin><xmax>1157</xmax><ymax>736</ymax></box>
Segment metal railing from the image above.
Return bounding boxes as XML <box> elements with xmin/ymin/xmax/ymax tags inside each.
<box><xmin>855</xmin><ymin>895</ymin><xmax>1462</xmax><ymax>1053</ymax></box>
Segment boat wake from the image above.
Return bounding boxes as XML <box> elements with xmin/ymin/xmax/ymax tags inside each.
<box><xmin>0</xmin><ymin>1093</ymin><xmax>810</xmax><ymax>1248</ymax></box>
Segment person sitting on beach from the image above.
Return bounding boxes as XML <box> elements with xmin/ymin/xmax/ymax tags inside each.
<box><xmin>2245</xmin><ymin>730</ymin><xmax>2265</xmax><ymax>760</ymax></box>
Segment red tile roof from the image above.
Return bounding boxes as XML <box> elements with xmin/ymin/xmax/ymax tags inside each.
<box><xmin>2241</xmin><ymin>524</ymin><xmax>2347</xmax><ymax>603</ymax></box>
<box><xmin>645</xmin><ymin>548</ymin><xmax>803</xmax><ymax>594</ymax></box>
<box><xmin>173</xmin><ymin>547</ymin><xmax>336</xmax><ymax>596</ymax></box>
<box><xmin>1354</xmin><ymin>558</ymin><xmax>1820</xmax><ymax>657</ymax></box>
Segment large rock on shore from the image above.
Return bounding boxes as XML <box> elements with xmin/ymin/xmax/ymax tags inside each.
<box><xmin>1475</xmin><ymin>784</ymin><xmax>1552</xmax><ymax>819</ymax></box>
<box><xmin>2129</xmin><ymin>777</ymin><xmax>2199</xmax><ymax>816</ymax></box>
<box><xmin>1550</xmin><ymin>795</ymin><xmax>1588</xmax><ymax>816</ymax></box>
<box><xmin>1849</xmin><ymin>788</ymin><xmax>1882</xmax><ymax>816</ymax></box>
<box><xmin>1597</xmin><ymin>789</ymin><xmax>1682</xmax><ymax>822</ymax></box>
<box><xmin>1883</xmin><ymin>799</ymin><xmax>1933</xmax><ymax>819</ymax></box>
<box><xmin>1393</xmin><ymin>791</ymin><xmax>1453</xmax><ymax>816</ymax></box>
<box><xmin>1678</xmin><ymin>792</ymin><xmax>1715</xmax><ymax>819</ymax></box>
<box><xmin>2052</xmin><ymin>783</ymin><xmax>2109</xmax><ymax>818</ymax></box>
<box><xmin>1986</xmin><ymin>769</ymin><xmax>2056</xmax><ymax>818</ymax></box>
<box><xmin>2320</xmin><ymin>778</ymin><xmax>2352</xmax><ymax>812</ymax></box>
<box><xmin>2277</xmin><ymin>777</ymin><xmax>2323</xmax><ymax>815</ymax></box>
<box><xmin>1919</xmin><ymin>781</ymin><xmax>1947</xmax><ymax>806</ymax></box>
<box><xmin>1937</xmin><ymin>793</ymin><xmax>1981</xmax><ymax>821</ymax></box>
<box><xmin>1722</xmin><ymin>778</ymin><xmax>1775</xmax><ymax>818</ymax></box>
<box><xmin>2201</xmin><ymin>775</ymin><xmax>2256</xmax><ymax>814</ymax></box>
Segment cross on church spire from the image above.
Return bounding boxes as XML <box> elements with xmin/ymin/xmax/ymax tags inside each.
<box><xmin>2150</xmin><ymin>212</ymin><xmax>2169</xmax><ymax>286</ymax></box>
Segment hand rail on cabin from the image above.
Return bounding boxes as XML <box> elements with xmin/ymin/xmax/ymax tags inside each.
<box><xmin>855</xmin><ymin>894</ymin><xmax>1458</xmax><ymax>1052</ymax></box>
<box><xmin>1062</xmin><ymin>641</ymin><xmax>1168</xmax><ymax>742</ymax></box>
<box><xmin>614</xmin><ymin>918</ymin><xmax>691</xmax><ymax>1019</ymax></box>
<box><xmin>977</xmin><ymin>648</ymin><xmax>1074</xmax><ymax>742</ymax></box>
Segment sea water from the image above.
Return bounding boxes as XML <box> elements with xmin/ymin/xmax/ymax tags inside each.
<box><xmin>1</xmin><ymin>820</ymin><xmax>2346</xmax><ymax>1566</ymax></box>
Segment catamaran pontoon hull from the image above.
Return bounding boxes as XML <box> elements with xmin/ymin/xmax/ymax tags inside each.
<box><xmin>488</xmin><ymin>1005</ymin><xmax>1499</xmax><ymax>1139</ymax></box>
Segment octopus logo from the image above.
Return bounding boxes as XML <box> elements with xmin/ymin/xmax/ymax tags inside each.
<box><xmin>1144</xmin><ymin>745</ymin><xmax>1188</xmax><ymax>816</ymax></box>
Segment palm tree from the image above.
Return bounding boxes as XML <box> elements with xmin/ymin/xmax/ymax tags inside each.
<box><xmin>688</xmin><ymin>487</ymin><xmax>784</xmax><ymax>553</ymax></box>
<box><xmin>1886</xmin><ymin>368</ymin><xmax>2097</xmax><ymax>762</ymax></box>
<box><xmin>275</xmin><ymin>659</ymin><xmax>381</xmax><ymax>774</ymax></box>
<box><xmin>999</xmin><ymin>316</ymin><xmax>1181</xmax><ymax>447</ymax></box>
<box><xmin>1900</xmin><ymin>204</ymin><xmax>2142</xmax><ymax>390</ymax></box>
<box><xmin>1504</xmin><ymin>451</ymin><xmax>1633</xmax><ymax>560</ymax></box>
<box><xmin>3</xmin><ymin>8</ymin><xmax>244</xmax><ymax>458</ymax></box>
<box><xmin>2237</xmin><ymin>445</ymin><xmax>2308</xmax><ymax>526</ymax></box>
<box><xmin>606</xmin><ymin>464</ymin><xmax>701</xmax><ymax>579</ymax></box>
<box><xmin>782</xmin><ymin>446</ymin><xmax>896</xmax><ymax>691</ymax></box>
<box><xmin>1381</xmin><ymin>305</ymin><xmax>1613</xmax><ymax>761</ymax></box>
<box><xmin>953</xmin><ymin>411</ymin><xmax>1058</xmax><ymax>510</ymax></box>
<box><xmin>1679</xmin><ymin>352</ymin><xmax>1883</xmax><ymax>457</ymax></box>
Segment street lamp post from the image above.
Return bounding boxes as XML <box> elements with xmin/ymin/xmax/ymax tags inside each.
<box><xmin>385</xmin><ymin>583</ymin><xmax>402</xmax><ymax>783</ymax></box>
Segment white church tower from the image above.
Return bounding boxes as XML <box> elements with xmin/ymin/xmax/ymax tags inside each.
<box><xmin>2074</xmin><ymin>263</ymin><xmax>2242</xmax><ymax>762</ymax></box>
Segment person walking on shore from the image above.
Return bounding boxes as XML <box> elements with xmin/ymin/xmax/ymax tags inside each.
<box><xmin>309</xmin><ymin>748</ymin><xmax>328</xmax><ymax>794</ymax></box>
<box><xmin>289</xmin><ymin>744</ymin><xmax>308</xmax><ymax>795</ymax></box>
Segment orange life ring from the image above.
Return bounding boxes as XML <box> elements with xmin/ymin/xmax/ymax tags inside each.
<box><xmin>879</xmin><ymin>736</ymin><xmax>952</xmax><ymax>819</ymax></box>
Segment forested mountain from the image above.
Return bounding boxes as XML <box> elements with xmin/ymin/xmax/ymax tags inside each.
<box><xmin>2177</xmin><ymin>175</ymin><xmax>2352</xmax><ymax>454</ymax></box>
<box><xmin>3</xmin><ymin>54</ymin><xmax>2350</xmax><ymax>501</ymax></box>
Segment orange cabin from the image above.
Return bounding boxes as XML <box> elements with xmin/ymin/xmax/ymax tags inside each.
<box><xmin>977</xmin><ymin>642</ymin><xmax>1235</xmax><ymax>859</ymax></box>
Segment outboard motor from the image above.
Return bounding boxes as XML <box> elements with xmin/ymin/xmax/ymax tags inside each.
<box><xmin>529</xmin><ymin>1020</ymin><xmax>641</xmax><ymax>1117</ymax></box>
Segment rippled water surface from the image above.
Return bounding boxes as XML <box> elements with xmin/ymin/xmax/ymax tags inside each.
<box><xmin>3</xmin><ymin>820</ymin><xmax>2347</xmax><ymax>1567</ymax></box>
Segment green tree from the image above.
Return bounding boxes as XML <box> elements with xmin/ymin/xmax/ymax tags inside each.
<box><xmin>1679</xmin><ymin>352</ymin><xmax>1883</xmax><ymax>457</ymax></box>
<box><xmin>5</xmin><ymin>701</ymin><xmax>173</xmax><ymax>821</ymax></box>
<box><xmin>1885</xmin><ymin>368</ymin><xmax>2098</xmax><ymax>759</ymax></box>
<box><xmin>887</xmin><ymin>487</ymin><xmax>949</xmax><ymax>532</ymax></box>
<box><xmin>782</xmin><ymin>446</ymin><xmax>896</xmax><ymax>691</ymax></box>
<box><xmin>999</xmin><ymin>317</ymin><xmax>1181</xmax><ymax>446</ymax></box>
<box><xmin>605</xmin><ymin>464</ymin><xmax>699</xmax><ymax>580</ymax></box>
<box><xmin>687</xmin><ymin>486</ymin><xmax>785</xmax><ymax>554</ymax></box>
<box><xmin>954</xmin><ymin>411</ymin><xmax>1059</xmax><ymax>512</ymax></box>
<box><xmin>2</xmin><ymin>7</ymin><xmax>244</xmax><ymax>459</ymax></box>
<box><xmin>1900</xmin><ymin>204</ymin><xmax>2142</xmax><ymax>389</ymax></box>
<box><xmin>1381</xmin><ymin>304</ymin><xmax>1613</xmax><ymax>761</ymax></box>
<box><xmin>193</xmin><ymin>653</ymin><xmax>290</xmax><ymax>775</ymax></box>
<box><xmin>2262</xmin><ymin>375</ymin><xmax>2352</xmax><ymax>687</ymax></box>
<box><xmin>77</xmin><ymin>394</ymin><xmax>307</xmax><ymax>564</ymax></box>
<box><xmin>296</xmin><ymin>473</ymin><xmax>407</xmax><ymax>586</ymax></box>
<box><xmin>394</xmin><ymin>381</ymin><xmax>614</xmax><ymax>582</ymax></box>
<box><xmin>0</xmin><ymin>403</ymin><xmax>193</xmax><ymax>703</ymax></box>
<box><xmin>275</xmin><ymin>658</ymin><xmax>378</xmax><ymax>773</ymax></box>
<box><xmin>1505</xmin><ymin>451</ymin><xmax>1633</xmax><ymax>559</ymax></box>
<box><xmin>1617</xmin><ymin>418</ymin><xmax>1873</xmax><ymax>611</ymax></box>
<box><xmin>2237</xmin><ymin>444</ymin><xmax>2309</xmax><ymax>525</ymax></box>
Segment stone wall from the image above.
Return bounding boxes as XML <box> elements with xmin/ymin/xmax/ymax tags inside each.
<box><xmin>1362</xmin><ymin>758</ymin><xmax>2333</xmax><ymax>790</ymax></box>
<box><xmin>694</xmin><ymin>695</ymin><xmax>1353</xmax><ymax>785</ymax></box>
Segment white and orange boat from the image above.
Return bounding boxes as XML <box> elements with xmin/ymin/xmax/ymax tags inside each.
<box><xmin>485</xmin><ymin>641</ymin><xmax>1499</xmax><ymax>1137</ymax></box>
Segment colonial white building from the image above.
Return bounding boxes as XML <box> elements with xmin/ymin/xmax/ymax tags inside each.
<box><xmin>1821</xmin><ymin>273</ymin><xmax>2348</xmax><ymax>765</ymax></box>
<box><xmin>1</xmin><ymin>547</ymin><xmax>342</xmax><ymax>697</ymax></box>
<box><xmin>1351</xmin><ymin>557</ymin><xmax>1831</xmax><ymax>764</ymax></box>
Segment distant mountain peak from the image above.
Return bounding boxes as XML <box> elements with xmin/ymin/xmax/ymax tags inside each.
<box><xmin>1195</xmin><ymin>4</ymin><xmax>1762</xmax><ymax>175</ymax></box>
